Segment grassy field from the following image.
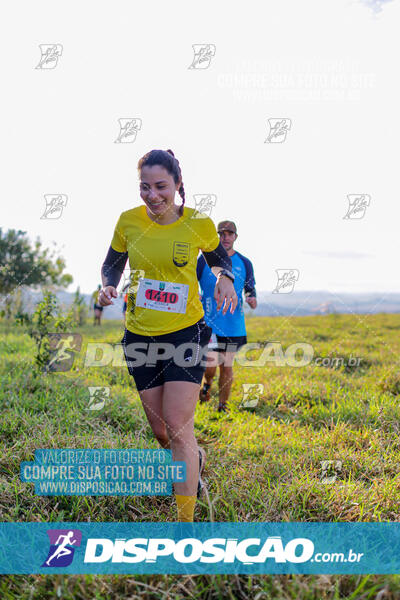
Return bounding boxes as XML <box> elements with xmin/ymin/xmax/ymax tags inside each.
<box><xmin>1</xmin><ymin>312</ymin><xmax>400</xmax><ymax>598</ymax></box>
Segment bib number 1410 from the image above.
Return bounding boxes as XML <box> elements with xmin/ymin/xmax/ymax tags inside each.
<box><xmin>145</xmin><ymin>289</ymin><xmax>178</xmax><ymax>304</ymax></box>
<box><xmin>136</xmin><ymin>278</ymin><xmax>189</xmax><ymax>314</ymax></box>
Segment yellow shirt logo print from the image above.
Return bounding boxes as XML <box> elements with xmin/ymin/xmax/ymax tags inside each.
<box><xmin>173</xmin><ymin>242</ymin><xmax>190</xmax><ymax>267</ymax></box>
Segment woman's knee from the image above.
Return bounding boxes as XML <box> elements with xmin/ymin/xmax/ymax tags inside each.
<box><xmin>164</xmin><ymin>419</ymin><xmax>195</xmax><ymax>445</ymax></box>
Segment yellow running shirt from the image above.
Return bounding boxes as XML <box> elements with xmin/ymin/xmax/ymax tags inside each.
<box><xmin>110</xmin><ymin>205</ymin><xmax>219</xmax><ymax>336</ymax></box>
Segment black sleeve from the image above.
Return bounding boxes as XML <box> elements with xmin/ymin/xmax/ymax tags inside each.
<box><xmin>101</xmin><ymin>246</ymin><xmax>128</xmax><ymax>289</ymax></box>
<box><xmin>243</xmin><ymin>258</ymin><xmax>256</xmax><ymax>297</ymax></box>
<box><xmin>235</xmin><ymin>251</ymin><xmax>256</xmax><ymax>297</ymax></box>
<box><xmin>201</xmin><ymin>241</ymin><xmax>232</xmax><ymax>272</ymax></box>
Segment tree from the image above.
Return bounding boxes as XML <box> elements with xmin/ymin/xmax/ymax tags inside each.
<box><xmin>69</xmin><ymin>286</ymin><xmax>88</xmax><ymax>327</ymax></box>
<box><xmin>15</xmin><ymin>290</ymin><xmax>75</xmax><ymax>372</ymax></box>
<box><xmin>0</xmin><ymin>228</ymin><xmax>73</xmax><ymax>320</ymax></box>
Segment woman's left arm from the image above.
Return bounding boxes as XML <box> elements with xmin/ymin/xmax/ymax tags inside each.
<box><xmin>201</xmin><ymin>242</ymin><xmax>238</xmax><ymax>315</ymax></box>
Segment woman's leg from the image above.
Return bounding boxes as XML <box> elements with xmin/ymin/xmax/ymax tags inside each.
<box><xmin>162</xmin><ymin>381</ymin><xmax>201</xmax><ymax>496</ymax></box>
<box><xmin>138</xmin><ymin>385</ymin><xmax>170</xmax><ymax>449</ymax></box>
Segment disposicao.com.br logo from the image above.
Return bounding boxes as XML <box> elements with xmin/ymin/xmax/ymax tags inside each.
<box><xmin>0</xmin><ymin>522</ymin><xmax>375</xmax><ymax>574</ymax></box>
<box><xmin>80</xmin><ymin>536</ymin><xmax>363</xmax><ymax>565</ymax></box>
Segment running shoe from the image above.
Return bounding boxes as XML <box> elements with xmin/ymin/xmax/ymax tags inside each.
<box><xmin>197</xmin><ymin>448</ymin><xmax>206</xmax><ymax>499</ymax></box>
<box><xmin>199</xmin><ymin>384</ymin><xmax>211</xmax><ymax>403</ymax></box>
<box><xmin>217</xmin><ymin>403</ymin><xmax>229</xmax><ymax>413</ymax></box>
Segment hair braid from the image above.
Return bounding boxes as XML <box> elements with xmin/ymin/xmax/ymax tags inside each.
<box><xmin>166</xmin><ymin>149</ymin><xmax>185</xmax><ymax>216</ymax></box>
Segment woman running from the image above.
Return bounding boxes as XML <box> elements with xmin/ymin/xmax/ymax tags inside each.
<box><xmin>99</xmin><ymin>149</ymin><xmax>237</xmax><ymax>521</ymax></box>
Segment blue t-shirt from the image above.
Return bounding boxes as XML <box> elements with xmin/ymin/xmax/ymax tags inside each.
<box><xmin>197</xmin><ymin>251</ymin><xmax>256</xmax><ymax>337</ymax></box>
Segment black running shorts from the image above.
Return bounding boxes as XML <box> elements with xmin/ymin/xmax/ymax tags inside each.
<box><xmin>215</xmin><ymin>334</ymin><xmax>247</xmax><ymax>353</ymax></box>
<box><xmin>93</xmin><ymin>304</ymin><xmax>104</xmax><ymax>311</ymax></box>
<box><xmin>121</xmin><ymin>319</ymin><xmax>212</xmax><ymax>391</ymax></box>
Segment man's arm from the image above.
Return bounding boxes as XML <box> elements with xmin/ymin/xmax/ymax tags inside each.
<box><xmin>236</xmin><ymin>253</ymin><xmax>257</xmax><ymax>309</ymax></box>
<box><xmin>242</xmin><ymin>256</ymin><xmax>256</xmax><ymax>298</ymax></box>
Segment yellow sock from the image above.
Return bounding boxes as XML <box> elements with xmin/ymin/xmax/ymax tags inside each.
<box><xmin>175</xmin><ymin>494</ymin><xmax>196</xmax><ymax>522</ymax></box>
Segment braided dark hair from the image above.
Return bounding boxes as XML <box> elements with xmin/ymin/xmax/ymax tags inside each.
<box><xmin>137</xmin><ymin>149</ymin><xmax>185</xmax><ymax>216</ymax></box>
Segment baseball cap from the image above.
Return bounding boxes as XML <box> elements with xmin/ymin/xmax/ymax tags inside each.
<box><xmin>217</xmin><ymin>220</ymin><xmax>237</xmax><ymax>234</ymax></box>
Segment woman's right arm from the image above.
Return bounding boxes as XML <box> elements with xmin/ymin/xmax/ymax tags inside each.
<box><xmin>99</xmin><ymin>246</ymin><xmax>128</xmax><ymax>305</ymax></box>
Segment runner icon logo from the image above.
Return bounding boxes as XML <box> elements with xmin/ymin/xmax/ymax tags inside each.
<box><xmin>192</xmin><ymin>194</ymin><xmax>217</xmax><ymax>218</ymax></box>
<box><xmin>121</xmin><ymin>270</ymin><xmax>146</xmax><ymax>295</ymax></box>
<box><xmin>320</xmin><ymin>460</ymin><xmax>342</xmax><ymax>484</ymax></box>
<box><xmin>240</xmin><ymin>383</ymin><xmax>264</xmax><ymax>409</ymax></box>
<box><xmin>47</xmin><ymin>333</ymin><xmax>82</xmax><ymax>372</ymax></box>
<box><xmin>114</xmin><ymin>118</ymin><xmax>142</xmax><ymax>144</ymax></box>
<box><xmin>265</xmin><ymin>118</ymin><xmax>292</xmax><ymax>143</ymax></box>
<box><xmin>35</xmin><ymin>44</ymin><xmax>63</xmax><ymax>70</ymax></box>
<box><xmin>86</xmin><ymin>387</ymin><xmax>110</xmax><ymax>411</ymax></box>
<box><xmin>40</xmin><ymin>194</ymin><xmax>68</xmax><ymax>220</ymax></box>
<box><xmin>122</xmin><ymin>269</ymin><xmax>145</xmax><ymax>316</ymax></box>
<box><xmin>42</xmin><ymin>529</ymin><xmax>82</xmax><ymax>567</ymax></box>
<box><xmin>188</xmin><ymin>44</ymin><xmax>216</xmax><ymax>70</ymax></box>
<box><xmin>272</xmin><ymin>269</ymin><xmax>299</xmax><ymax>294</ymax></box>
<box><xmin>343</xmin><ymin>194</ymin><xmax>371</xmax><ymax>220</ymax></box>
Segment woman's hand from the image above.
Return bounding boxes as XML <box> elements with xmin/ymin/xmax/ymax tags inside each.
<box><xmin>214</xmin><ymin>275</ymin><xmax>238</xmax><ymax>315</ymax></box>
<box><xmin>98</xmin><ymin>286</ymin><xmax>118</xmax><ymax>306</ymax></box>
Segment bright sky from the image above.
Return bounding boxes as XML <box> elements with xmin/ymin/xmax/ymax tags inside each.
<box><xmin>1</xmin><ymin>0</ymin><xmax>399</xmax><ymax>295</ymax></box>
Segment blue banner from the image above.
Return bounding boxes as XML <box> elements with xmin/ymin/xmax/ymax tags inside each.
<box><xmin>0</xmin><ymin>522</ymin><xmax>399</xmax><ymax>574</ymax></box>
<box><xmin>20</xmin><ymin>449</ymin><xmax>185</xmax><ymax>496</ymax></box>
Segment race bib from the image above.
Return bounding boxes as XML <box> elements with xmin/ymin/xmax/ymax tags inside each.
<box><xmin>135</xmin><ymin>278</ymin><xmax>189</xmax><ymax>314</ymax></box>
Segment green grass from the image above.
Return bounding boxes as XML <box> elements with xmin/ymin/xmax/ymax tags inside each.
<box><xmin>1</xmin><ymin>313</ymin><xmax>400</xmax><ymax>598</ymax></box>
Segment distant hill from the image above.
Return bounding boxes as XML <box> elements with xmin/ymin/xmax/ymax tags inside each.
<box><xmin>15</xmin><ymin>289</ymin><xmax>126</xmax><ymax>321</ymax></box>
<box><xmin>15</xmin><ymin>289</ymin><xmax>400</xmax><ymax>319</ymax></box>
<box><xmin>246</xmin><ymin>291</ymin><xmax>400</xmax><ymax>317</ymax></box>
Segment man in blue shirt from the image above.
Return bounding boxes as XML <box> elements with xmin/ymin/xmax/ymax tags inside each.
<box><xmin>197</xmin><ymin>220</ymin><xmax>257</xmax><ymax>412</ymax></box>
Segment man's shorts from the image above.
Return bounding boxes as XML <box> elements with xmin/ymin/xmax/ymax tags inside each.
<box><xmin>208</xmin><ymin>332</ymin><xmax>219</xmax><ymax>350</ymax></box>
<box><xmin>93</xmin><ymin>304</ymin><xmax>103</xmax><ymax>312</ymax></box>
<box><xmin>121</xmin><ymin>319</ymin><xmax>212</xmax><ymax>392</ymax></box>
<box><xmin>214</xmin><ymin>334</ymin><xmax>247</xmax><ymax>353</ymax></box>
